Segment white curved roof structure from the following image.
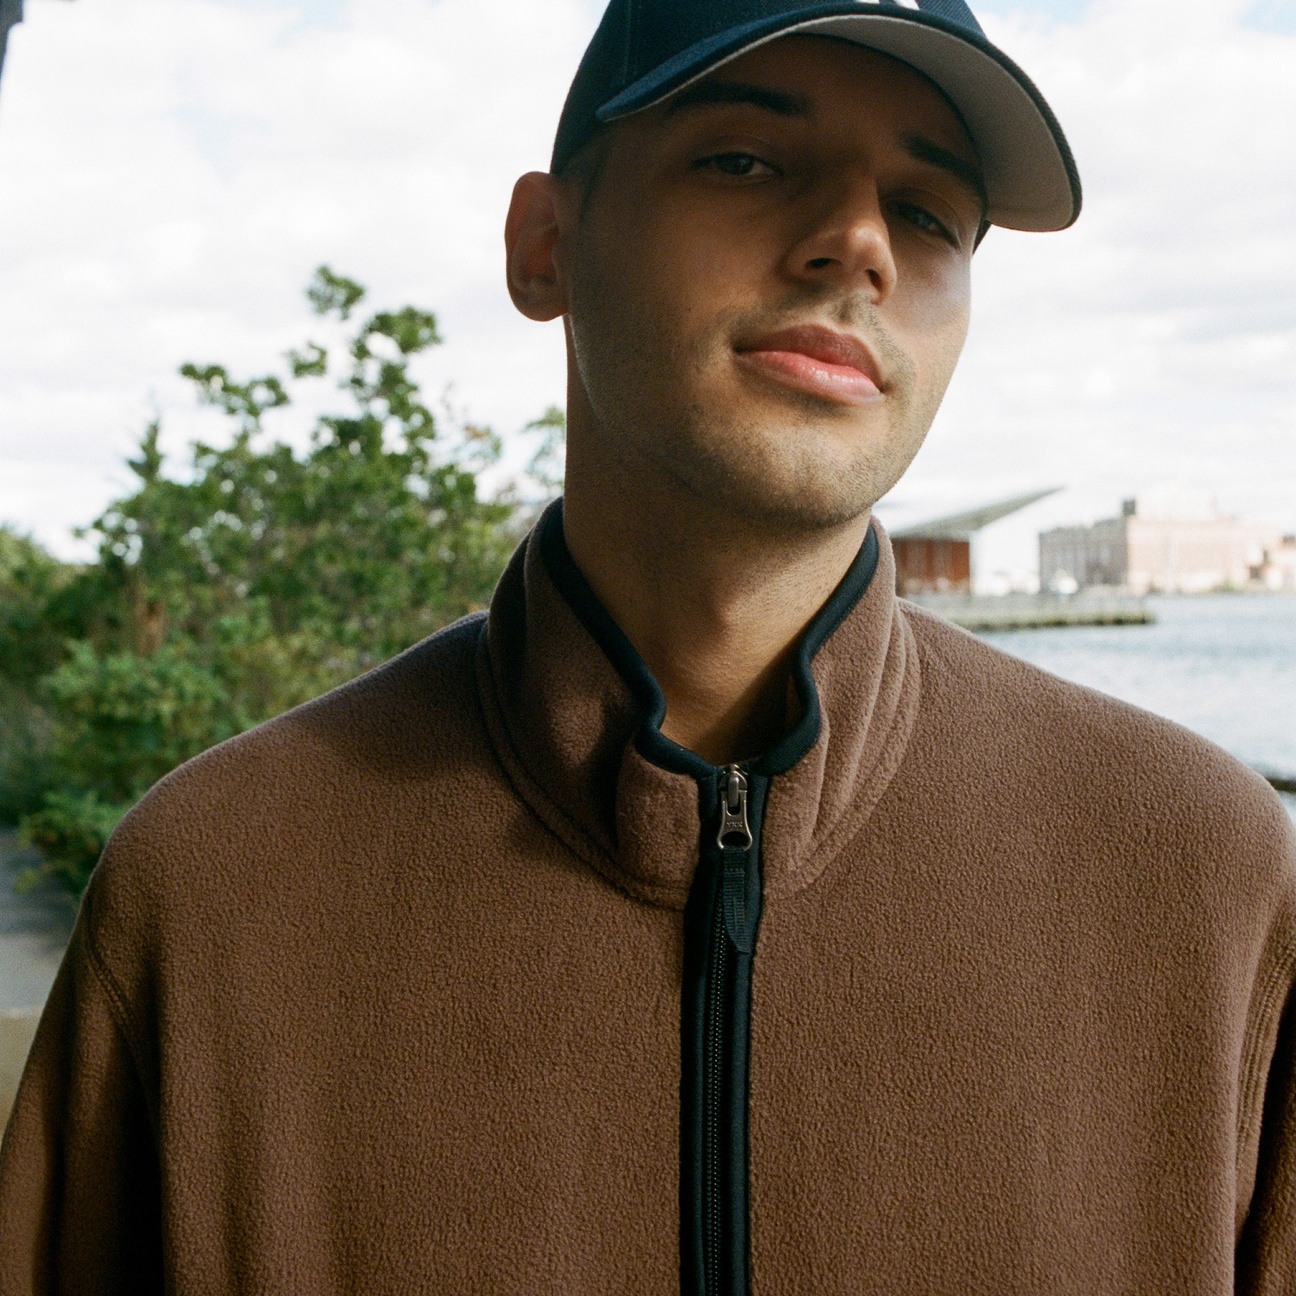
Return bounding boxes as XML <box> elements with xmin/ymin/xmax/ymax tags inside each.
<box><xmin>892</xmin><ymin>487</ymin><xmax>1061</xmax><ymax>542</ymax></box>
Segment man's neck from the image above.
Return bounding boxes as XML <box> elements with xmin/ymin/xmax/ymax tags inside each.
<box><xmin>562</xmin><ymin>442</ymin><xmax>871</xmax><ymax>767</ymax></box>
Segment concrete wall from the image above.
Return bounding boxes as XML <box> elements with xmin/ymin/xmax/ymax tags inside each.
<box><xmin>1</xmin><ymin>1007</ymin><xmax>40</xmax><ymax>1130</ymax></box>
<box><xmin>907</xmin><ymin>589</ymin><xmax>1152</xmax><ymax>631</ymax></box>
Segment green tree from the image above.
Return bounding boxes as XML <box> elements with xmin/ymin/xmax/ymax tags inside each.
<box><xmin>0</xmin><ymin>526</ymin><xmax>70</xmax><ymax>688</ymax></box>
<box><xmin>0</xmin><ymin>527</ymin><xmax>68</xmax><ymax>822</ymax></box>
<box><xmin>5</xmin><ymin>267</ymin><xmax>557</xmax><ymax>896</ymax></box>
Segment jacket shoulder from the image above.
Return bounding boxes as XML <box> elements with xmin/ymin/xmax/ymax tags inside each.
<box><xmin>86</xmin><ymin>615</ymin><xmax>492</xmax><ymax>924</ymax></box>
<box><xmin>128</xmin><ymin>611</ymin><xmax>486</xmax><ymax>815</ymax></box>
<box><xmin>899</xmin><ymin>599</ymin><xmax>1296</xmax><ymax>886</ymax></box>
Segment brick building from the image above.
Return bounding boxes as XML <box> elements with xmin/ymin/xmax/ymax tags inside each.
<box><xmin>890</xmin><ymin>488</ymin><xmax>1059</xmax><ymax>596</ymax></box>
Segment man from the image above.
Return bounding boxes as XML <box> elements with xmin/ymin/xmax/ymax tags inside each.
<box><xmin>1</xmin><ymin>0</ymin><xmax>1292</xmax><ymax>1291</ymax></box>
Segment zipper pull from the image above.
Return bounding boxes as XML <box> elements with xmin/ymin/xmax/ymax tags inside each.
<box><xmin>716</xmin><ymin>764</ymin><xmax>753</xmax><ymax>851</ymax></box>
<box><xmin>718</xmin><ymin>764</ymin><xmax>757</xmax><ymax>953</ymax></box>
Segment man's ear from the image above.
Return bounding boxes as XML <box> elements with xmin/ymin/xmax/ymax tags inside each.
<box><xmin>505</xmin><ymin>172</ymin><xmax>570</xmax><ymax>322</ymax></box>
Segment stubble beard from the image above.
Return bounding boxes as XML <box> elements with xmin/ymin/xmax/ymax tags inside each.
<box><xmin>569</xmin><ymin>263</ymin><xmax>933</xmax><ymax>536</ymax></box>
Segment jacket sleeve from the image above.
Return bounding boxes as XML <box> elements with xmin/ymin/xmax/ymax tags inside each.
<box><xmin>1235</xmin><ymin>969</ymin><xmax>1296</xmax><ymax>1296</ymax></box>
<box><xmin>0</xmin><ymin>913</ymin><xmax>164</xmax><ymax>1296</ymax></box>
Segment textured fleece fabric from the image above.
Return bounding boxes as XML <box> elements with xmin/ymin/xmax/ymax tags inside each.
<box><xmin>1</xmin><ymin>512</ymin><xmax>1293</xmax><ymax>1294</ymax></box>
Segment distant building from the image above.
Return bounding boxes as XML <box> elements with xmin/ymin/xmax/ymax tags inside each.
<box><xmin>1040</xmin><ymin>486</ymin><xmax>1295</xmax><ymax>595</ymax></box>
<box><xmin>891</xmin><ymin>488</ymin><xmax>1059</xmax><ymax>596</ymax></box>
<box><xmin>1037</xmin><ymin>516</ymin><xmax>1129</xmax><ymax>591</ymax></box>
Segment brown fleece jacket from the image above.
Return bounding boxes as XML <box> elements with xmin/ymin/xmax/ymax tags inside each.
<box><xmin>1</xmin><ymin>510</ymin><xmax>1293</xmax><ymax>1295</ymax></box>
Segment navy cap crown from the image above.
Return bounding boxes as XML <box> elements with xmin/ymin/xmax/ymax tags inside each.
<box><xmin>625</xmin><ymin>0</ymin><xmax>983</xmax><ymax>83</ymax></box>
<box><xmin>554</xmin><ymin>0</ymin><xmax>985</xmax><ymax>173</ymax></box>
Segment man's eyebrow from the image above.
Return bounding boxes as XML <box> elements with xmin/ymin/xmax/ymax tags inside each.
<box><xmin>904</xmin><ymin>134</ymin><xmax>988</xmax><ymax>215</ymax></box>
<box><xmin>662</xmin><ymin>80</ymin><xmax>812</xmax><ymax>120</ymax></box>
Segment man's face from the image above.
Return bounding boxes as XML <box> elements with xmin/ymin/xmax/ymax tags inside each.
<box><xmin>555</xmin><ymin>36</ymin><xmax>983</xmax><ymax>532</ymax></box>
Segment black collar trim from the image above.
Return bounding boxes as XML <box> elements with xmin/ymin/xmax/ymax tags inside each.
<box><xmin>537</xmin><ymin>499</ymin><xmax>879</xmax><ymax>781</ymax></box>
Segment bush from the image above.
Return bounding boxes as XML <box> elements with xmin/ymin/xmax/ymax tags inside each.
<box><xmin>40</xmin><ymin>644</ymin><xmax>238</xmax><ymax>804</ymax></box>
<box><xmin>0</xmin><ymin>681</ymin><xmax>54</xmax><ymax>824</ymax></box>
<box><xmin>0</xmin><ymin>530</ymin><xmax>65</xmax><ymax>823</ymax></box>
<box><xmin>19</xmin><ymin>790</ymin><xmax>131</xmax><ymax>898</ymax></box>
<box><xmin>1</xmin><ymin>267</ymin><xmax>562</xmax><ymax>897</ymax></box>
<box><xmin>0</xmin><ymin>527</ymin><xmax>70</xmax><ymax>688</ymax></box>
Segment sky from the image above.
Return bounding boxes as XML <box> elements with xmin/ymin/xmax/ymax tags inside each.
<box><xmin>0</xmin><ymin>0</ymin><xmax>1293</xmax><ymax>585</ymax></box>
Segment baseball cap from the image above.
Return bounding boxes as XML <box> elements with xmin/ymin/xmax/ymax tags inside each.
<box><xmin>551</xmin><ymin>0</ymin><xmax>1081</xmax><ymax>232</ymax></box>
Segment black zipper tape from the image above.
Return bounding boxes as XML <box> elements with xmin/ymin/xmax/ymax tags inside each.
<box><xmin>681</xmin><ymin>771</ymin><xmax>767</xmax><ymax>1296</ymax></box>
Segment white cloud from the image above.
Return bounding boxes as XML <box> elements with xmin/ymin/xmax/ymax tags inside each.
<box><xmin>1</xmin><ymin>0</ymin><xmax>1293</xmax><ymax>579</ymax></box>
<box><xmin>0</xmin><ymin>0</ymin><xmax>599</xmax><ymax>553</ymax></box>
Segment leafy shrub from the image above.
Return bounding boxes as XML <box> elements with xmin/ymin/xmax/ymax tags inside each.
<box><xmin>1</xmin><ymin>268</ymin><xmax>562</xmax><ymax>896</ymax></box>
<box><xmin>0</xmin><ymin>530</ymin><xmax>65</xmax><ymax>823</ymax></box>
<box><xmin>41</xmin><ymin>644</ymin><xmax>238</xmax><ymax>804</ymax></box>
<box><xmin>0</xmin><ymin>527</ymin><xmax>70</xmax><ymax>688</ymax></box>
<box><xmin>0</xmin><ymin>681</ymin><xmax>54</xmax><ymax>824</ymax></box>
<box><xmin>18</xmin><ymin>791</ymin><xmax>132</xmax><ymax>898</ymax></box>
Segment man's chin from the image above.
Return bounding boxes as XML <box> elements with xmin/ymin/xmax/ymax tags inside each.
<box><xmin>666</xmin><ymin>427</ymin><xmax>892</xmax><ymax>534</ymax></box>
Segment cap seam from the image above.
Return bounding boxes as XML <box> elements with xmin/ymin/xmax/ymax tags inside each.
<box><xmin>621</xmin><ymin>0</ymin><xmax>636</xmax><ymax>86</ymax></box>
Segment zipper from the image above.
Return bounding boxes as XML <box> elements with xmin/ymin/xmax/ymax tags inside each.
<box><xmin>684</xmin><ymin>763</ymin><xmax>762</xmax><ymax>1296</ymax></box>
<box><xmin>718</xmin><ymin>765</ymin><xmax>753</xmax><ymax>853</ymax></box>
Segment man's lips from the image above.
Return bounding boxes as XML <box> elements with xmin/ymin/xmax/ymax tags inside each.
<box><xmin>734</xmin><ymin>325</ymin><xmax>884</xmax><ymax>407</ymax></box>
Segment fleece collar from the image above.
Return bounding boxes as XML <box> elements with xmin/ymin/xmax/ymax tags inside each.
<box><xmin>476</xmin><ymin>500</ymin><xmax>921</xmax><ymax>909</ymax></box>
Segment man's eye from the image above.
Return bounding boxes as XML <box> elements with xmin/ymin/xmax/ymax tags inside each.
<box><xmin>697</xmin><ymin>152</ymin><xmax>777</xmax><ymax>179</ymax></box>
<box><xmin>890</xmin><ymin>199</ymin><xmax>957</xmax><ymax>246</ymax></box>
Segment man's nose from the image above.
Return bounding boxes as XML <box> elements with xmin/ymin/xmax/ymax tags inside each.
<box><xmin>781</xmin><ymin>177</ymin><xmax>898</xmax><ymax>304</ymax></box>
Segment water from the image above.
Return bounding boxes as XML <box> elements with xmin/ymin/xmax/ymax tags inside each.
<box><xmin>981</xmin><ymin>594</ymin><xmax>1296</xmax><ymax>822</ymax></box>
